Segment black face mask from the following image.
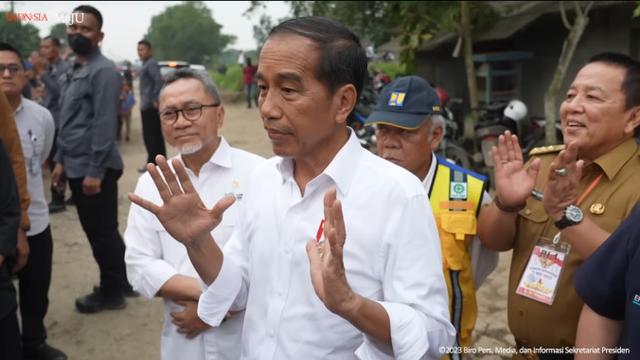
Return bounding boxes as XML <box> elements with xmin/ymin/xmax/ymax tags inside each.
<box><xmin>68</xmin><ymin>33</ymin><xmax>93</xmax><ymax>55</ymax></box>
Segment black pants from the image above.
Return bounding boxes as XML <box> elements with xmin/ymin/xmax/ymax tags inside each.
<box><xmin>0</xmin><ymin>265</ymin><xmax>21</xmax><ymax>359</ymax></box>
<box><xmin>0</xmin><ymin>307</ymin><xmax>21</xmax><ymax>359</ymax></box>
<box><xmin>18</xmin><ymin>226</ymin><xmax>53</xmax><ymax>349</ymax></box>
<box><xmin>141</xmin><ymin>108</ymin><xmax>166</xmax><ymax>164</ymax></box>
<box><xmin>68</xmin><ymin>169</ymin><xmax>129</xmax><ymax>296</ymax></box>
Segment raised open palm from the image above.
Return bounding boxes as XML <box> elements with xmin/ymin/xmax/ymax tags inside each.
<box><xmin>492</xmin><ymin>131</ymin><xmax>541</xmax><ymax>207</ymax></box>
<box><xmin>128</xmin><ymin>156</ymin><xmax>235</xmax><ymax>246</ymax></box>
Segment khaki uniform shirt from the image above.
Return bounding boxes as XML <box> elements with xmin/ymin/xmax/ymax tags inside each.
<box><xmin>509</xmin><ymin>138</ymin><xmax>640</xmax><ymax>348</ymax></box>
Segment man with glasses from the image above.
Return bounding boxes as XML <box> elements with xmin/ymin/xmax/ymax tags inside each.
<box><xmin>125</xmin><ymin>68</ymin><xmax>264</xmax><ymax>360</ymax></box>
<box><xmin>0</xmin><ymin>42</ymin><xmax>66</xmax><ymax>360</ymax></box>
<box><xmin>53</xmin><ymin>5</ymin><xmax>134</xmax><ymax>313</ymax></box>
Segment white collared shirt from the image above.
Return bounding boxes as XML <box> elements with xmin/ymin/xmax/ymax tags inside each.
<box><xmin>14</xmin><ymin>97</ymin><xmax>55</xmax><ymax>236</ymax></box>
<box><xmin>199</xmin><ymin>131</ymin><xmax>455</xmax><ymax>360</ymax></box>
<box><xmin>423</xmin><ymin>153</ymin><xmax>499</xmax><ymax>287</ymax></box>
<box><xmin>124</xmin><ymin>137</ymin><xmax>265</xmax><ymax>360</ymax></box>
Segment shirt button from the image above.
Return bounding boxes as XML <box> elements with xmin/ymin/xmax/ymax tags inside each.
<box><xmin>524</xmin><ymin>209</ymin><xmax>531</xmax><ymax>215</ymax></box>
<box><xmin>268</xmin><ymin>330</ymin><xmax>275</xmax><ymax>337</ymax></box>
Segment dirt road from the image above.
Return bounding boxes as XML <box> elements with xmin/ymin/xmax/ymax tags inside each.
<box><xmin>41</xmin><ymin>101</ymin><xmax>512</xmax><ymax>359</ymax></box>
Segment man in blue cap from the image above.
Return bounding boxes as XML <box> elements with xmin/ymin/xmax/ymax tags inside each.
<box><xmin>366</xmin><ymin>75</ymin><xmax>498</xmax><ymax>357</ymax></box>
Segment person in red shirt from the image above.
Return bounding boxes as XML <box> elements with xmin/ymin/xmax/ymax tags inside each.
<box><xmin>242</xmin><ymin>58</ymin><xmax>258</xmax><ymax>108</ymax></box>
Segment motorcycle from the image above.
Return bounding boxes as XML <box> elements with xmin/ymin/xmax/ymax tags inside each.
<box><xmin>473</xmin><ymin>100</ymin><xmax>563</xmax><ymax>187</ymax></box>
<box><xmin>435</xmin><ymin>97</ymin><xmax>472</xmax><ymax>169</ymax></box>
<box><xmin>350</xmin><ymin>75</ymin><xmax>378</xmax><ymax>151</ymax></box>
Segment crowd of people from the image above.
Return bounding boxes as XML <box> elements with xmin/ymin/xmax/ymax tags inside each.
<box><xmin>1</xmin><ymin>4</ymin><xmax>639</xmax><ymax>360</ymax></box>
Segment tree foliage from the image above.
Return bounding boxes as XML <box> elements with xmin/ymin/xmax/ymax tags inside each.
<box><xmin>248</xmin><ymin>1</ymin><xmax>496</xmax><ymax>70</ymax></box>
<box><xmin>0</xmin><ymin>12</ymin><xmax>41</xmax><ymax>56</ymax></box>
<box><xmin>144</xmin><ymin>1</ymin><xmax>235</xmax><ymax>64</ymax></box>
<box><xmin>49</xmin><ymin>23</ymin><xmax>68</xmax><ymax>46</ymax></box>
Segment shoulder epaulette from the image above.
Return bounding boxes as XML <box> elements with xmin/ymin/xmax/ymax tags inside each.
<box><xmin>528</xmin><ymin>144</ymin><xmax>565</xmax><ymax>156</ymax></box>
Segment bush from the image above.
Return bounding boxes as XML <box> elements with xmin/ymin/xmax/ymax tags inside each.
<box><xmin>211</xmin><ymin>64</ymin><xmax>243</xmax><ymax>92</ymax></box>
<box><xmin>370</xmin><ymin>61</ymin><xmax>407</xmax><ymax>80</ymax></box>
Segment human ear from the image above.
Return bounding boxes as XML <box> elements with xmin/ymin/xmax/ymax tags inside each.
<box><xmin>333</xmin><ymin>84</ymin><xmax>357</xmax><ymax>125</ymax></box>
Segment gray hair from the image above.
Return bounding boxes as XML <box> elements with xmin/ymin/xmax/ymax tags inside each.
<box><xmin>160</xmin><ymin>68</ymin><xmax>221</xmax><ymax>104</ymax></box>
<box><xmin>429</xmin><ymin>114</ymin><xmax>446</xmax><ymax>137</ymax></box>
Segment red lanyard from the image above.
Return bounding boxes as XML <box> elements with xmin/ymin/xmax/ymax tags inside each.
<box><xmin>576</xmin><ymin>173</ymin><xmax>604</xmax><ymax>206</ymax></box>
<box><xmin>316</xmin><ymin>219</ymin><xmax>325</xmax><ymax>243</ymax></box>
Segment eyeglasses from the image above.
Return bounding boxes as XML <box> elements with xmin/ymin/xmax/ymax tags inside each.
<box><xmin>159</xmin><ymin>103</ymin><xmax>220</xmax><ymax>125</ymax></box>
<box><xmin>0</xmin><ymin>64</ymin><xmax>22</xmax><ymax>75</ymax></box>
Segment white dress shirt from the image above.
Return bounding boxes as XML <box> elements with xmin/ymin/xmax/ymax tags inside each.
<box><xmin>125</xmin><ymin>137</ymin><xmax>265</xmax><ymax>360</ymax></box>
<box><xmin>199</xmin><ymin>131</ymin><xmax>455</xmax><ymax>360</ymax></box>
<box><xmin>14</xmin><ymin>97</ymin><xmax>55</xmax><ymax>236</ymax></box>
<box><xmin>422</xmin><ymin>153</ymin><xmax>499</xmax><ymax>287</ymax></box>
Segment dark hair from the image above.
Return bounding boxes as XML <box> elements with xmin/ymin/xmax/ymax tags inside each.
<box><xmin>0</xmin><ymin>42</ymin><xmax>23</xmax><ymax>63</ymax></box>
<box><xmin>43</xmin><ymin>36</ymin><xmax>61</xmax><ymax>48</ymax></box>
<box><xmin>161</xmin><ymin>68</ymin><xmax>221</xmax><ymax>104</ymax></box>
<box><xmin>587</xmin><ymin>52</ymin><xmax>640</xmax><ymax>110</ymax></box>
<box><xmin>245</xmin><ymin>57</ymin><xmax>252</xmax><ymax>67</ymax></box>
<box><xmin>268</xmin><ymin>16</ymin><xmax>368</xmax><ymax>99</ymax></box>
<box><xmin>73</xmin><ymin>5</ymin><xmax>103</xmax><ymax>30</ymax></box>
<box><xmin>138</xmin><ymin>40</ymin><xmax>152</xmax><ymax>49</ymax></box>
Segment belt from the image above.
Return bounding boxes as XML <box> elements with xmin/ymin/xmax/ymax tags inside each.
<box><xmin>515</xmin><ymin>340</ymin><xmax>574</xmax><ymax>360</ymax></box>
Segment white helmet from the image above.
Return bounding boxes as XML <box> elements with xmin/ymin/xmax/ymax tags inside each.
<box><xmin>504</xmin><ymin>100</ymin><xmax>527</xmax><ymax>122</ymax></box>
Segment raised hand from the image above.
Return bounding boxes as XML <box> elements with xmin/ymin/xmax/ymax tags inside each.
<box><xmin>492</xmin><ymin>130</ymin><xmax>541</xmax><ymax>208</ymax></box>
<box><xmin>543</xmin><ymin>142</ymin><xmax>584</xmax><ymax>221</ymax></box>
<box><xmin>128</xmin><ymin>155</ymin><xmax>236</xmax><ymax>246</ymax></box>
<box><xmin>306</xmin><ymin>188</ymin><xmax>358</xmax><ymax>316</ymax></box>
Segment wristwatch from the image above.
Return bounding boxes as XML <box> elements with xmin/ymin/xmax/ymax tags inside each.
<box><xmin>554</xmin><ymin>205</ymin><xmax>584</xmax><ymax>230</ymax></box>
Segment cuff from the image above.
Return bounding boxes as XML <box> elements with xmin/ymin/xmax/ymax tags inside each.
<box><xmin>356</xmin><ymin>301</ymin><xmax>454</xmax><ymax>360</ymax></box>
<box><xmin>197</xmin><ymin>255</ymin><xmax>242</xmax><ymax>327</ymax></box>
<box><xmin>87</xmin><ymin>166</ymin><xmax>106</xmax><ymax>180</ymax></box>
<box><xmin>135</xmin><ymin>260</ymin><xmax>178</xmax><ymax>299</ymax></box>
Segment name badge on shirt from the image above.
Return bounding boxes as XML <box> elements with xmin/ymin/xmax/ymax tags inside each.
<box><xmin>515</xmin><ymin>236</ymin><xmax>570</xmax><ymax>305</ymax></box>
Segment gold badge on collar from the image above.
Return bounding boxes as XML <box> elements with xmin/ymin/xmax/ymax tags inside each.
<box><xmin>589</xmin><ymin>203</ymin><xmax>605</xmax><ymax>215</ymax></box>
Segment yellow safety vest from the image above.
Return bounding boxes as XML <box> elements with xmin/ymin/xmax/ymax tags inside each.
<box><xmin>428</xmin><ymin>156</ymin><xmax>487</xmax><ymax>358</ymax></box>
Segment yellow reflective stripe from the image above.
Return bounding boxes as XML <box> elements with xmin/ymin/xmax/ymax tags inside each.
<box><xmin>429</xmin><ymin>164</ymin><xmax>451</xmax><ymax>213</ymax></box>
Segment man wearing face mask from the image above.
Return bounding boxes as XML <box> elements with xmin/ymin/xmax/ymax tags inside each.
<box><xmin>53</xmin><ymin>5</ymin><xmax>134</xmax><ymax>313</ymax></box>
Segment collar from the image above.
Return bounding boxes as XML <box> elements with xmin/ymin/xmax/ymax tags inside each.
<box><xmin>74</xmin><ymin>48</ymin><xmax>100</xmax><ymax>67</ymax></box>
<box><xmin>14</xmin><ymin>96</ymin><xmax>25</xmax><ymax>115</ymax></box>
<box><xmin>275</xmin><ymin>129</ymin><xmax>363</xmax><ymax>196</ymax></box>
<box><xmin>421</xmin><ymin>152</ymin><xmax>437</xmax><ymax>190</ymax></box>
<box><xmin>591</xmin><ymin>137</ymin><xmax>639</xmax><ymax>181</ymax></box>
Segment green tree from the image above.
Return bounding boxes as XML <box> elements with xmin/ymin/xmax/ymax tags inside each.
<box><xmin>49</xmin><ymin>23</ymin><xmax>67</xmax><ymax>46</ymax></box>
<box><xmin>144</xmin><ymin>1</ymin><xmax>235</xmax><ymax>64</ymax></box>
<box><xmin>0</xmin><ymin>12</ymin><xmax>41</xmax><ymax>56</ymax></box>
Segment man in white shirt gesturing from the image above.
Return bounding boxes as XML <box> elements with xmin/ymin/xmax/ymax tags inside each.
<box><xmin>124</xmin><ymin>68</ymin><xmax>264</xmax><ymax>360</ymax></box>
<box><xmin>129</xmin><ymin>17</ymin><xmax>455</xmax><ymax>360</ymax></box>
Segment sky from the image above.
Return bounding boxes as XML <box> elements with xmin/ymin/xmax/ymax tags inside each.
<box><xmin>1</xmin><ymin>1</ymin><xmax>291</xmax><ymax>61</ymax></box>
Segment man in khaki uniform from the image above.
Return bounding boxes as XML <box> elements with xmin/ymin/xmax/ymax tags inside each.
<box><xmin>478</xmin><ymin>52</ymin><xmax>640</xmax><ymax>359</ymax></box>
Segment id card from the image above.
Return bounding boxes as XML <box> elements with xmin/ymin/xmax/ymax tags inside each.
<box><xmin>516</xmin><ymin>235</ymin><xmax>570</xmax><ymax>305</ymax></box>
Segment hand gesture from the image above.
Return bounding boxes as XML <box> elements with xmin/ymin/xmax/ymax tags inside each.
<box><xmin>13</xmin><ymin>229</ymin><xmax>29</xmax><ymax>273</ymax></box>
<box><xmin>492</xmin><ymin>131</ymin><xmax>541</xmax><ymax>207</ymax></box>
<box><xmin>128</xmin><ymin>155</ymin><xmax>236</xmax><ymax>246</ymax></box>
<box><xmin>171</xmin><ymin>300</ymin><xmax>210</xmax><ymax>339</ymax></box>
<box><xmin>82</xmin><ymin>176</ymin><xmax>102</xmax><ymax>196</ymax></box>
<box><xmin>306</xmin><ymin>188</ymin><xmax>358</xmax><ymax>316</ymax></box>
<box><xmin>51</xmin><ymin>163</ymin><xmax>64</xmax><ymax>191</ymax></box>
<box><xmin>543</xmin><ymin>142</ymin><xmax>584</xmax><ymax>221</ymax></box>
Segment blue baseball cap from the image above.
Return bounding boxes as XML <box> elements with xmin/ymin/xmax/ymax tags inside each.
<box><xmin>365</xmin><ymin>75</ymin><xmax>442</xmax><ymax>130</ymax></box>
